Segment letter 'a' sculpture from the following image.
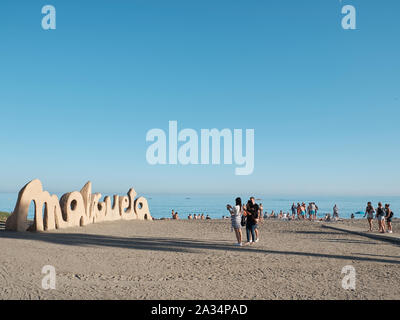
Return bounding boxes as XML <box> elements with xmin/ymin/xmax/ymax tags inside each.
<box><xmin>5</xmin><ymin>179</ymin><xmax>152</xmax><ymax>232</ymax></box>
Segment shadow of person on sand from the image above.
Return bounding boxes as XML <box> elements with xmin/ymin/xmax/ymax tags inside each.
<box><xmin>0</xmin><ymin>229</ymin><xmax>399</xmax><ymax>265</ymax></box>
<box><xmin>292</xmin><ymin>230</ymin><xmax>345</xmax><ymax>235</ymax></box>
<box><xmin>320</xmin><ymin>238</ymin><xmax>379</xmax><ymax>245</ymax></box>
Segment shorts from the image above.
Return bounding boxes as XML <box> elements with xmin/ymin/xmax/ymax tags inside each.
<box><xmin>231</xmin><ymin>215</ymin><xmax>241</xmax><ymax>229</ymax></box>
<box><xmin>386</xmin><ymin>217</ymin><xmax>392</xmax><ymax>223</ymax></box>
<box><xmin>310</xmin><ymin>210</ymin><xmax>315</xmax><ymax>215</ymax></box>
<box><xmin>377</xmin><ymin>215</ymin><xmax>385</xmax><ymax>221</ymax></box>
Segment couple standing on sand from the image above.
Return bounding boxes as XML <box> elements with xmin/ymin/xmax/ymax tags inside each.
<box><xmin>226</xmin><ymin>197</ymin><xmax>260</xmax><ymax>246</ymax></box>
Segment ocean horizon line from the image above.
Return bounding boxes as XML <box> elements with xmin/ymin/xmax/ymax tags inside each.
<box><xmin>0</xmin><ymin>191</ymin><xmax>399</xmax><ymax>199</ymax></box>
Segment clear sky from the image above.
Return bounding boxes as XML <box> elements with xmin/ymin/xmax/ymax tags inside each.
<box><xmin>0</xmin><ymin>0</ymin><xmax>399</xmax><ymax>196</ymax></box>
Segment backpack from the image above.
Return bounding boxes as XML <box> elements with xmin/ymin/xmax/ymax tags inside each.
<box><xmin>241</xmin><ymin>214</ymin><xmax>247</xmax><ymax>227</ymax></box>
<box><xmin>377</xmin><ymin>207</ymin><xmax>385</xmax><ymax>216</ymax></box>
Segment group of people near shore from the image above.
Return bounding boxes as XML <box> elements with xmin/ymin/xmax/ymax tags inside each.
<box><xmin>172</xmin><ymin>199</ymin><xmax>394</xmax><ymax>241</ymax></box>
<box><xmin>364</xmin><ymin>202</ymin><xmax>394</xmax><ymax>233</ymax></box>
<box><xmin>188</xmin><ymin>213</ymin><xmax>211</xmax><ymax>220</ymax></box>
<box><xmin>263</xmin><ymin>202</ymin><xmax>339</xmax><ymax>222</ymax></box>
<box><xmin>170</xmin><ymin>210</ymin><xmax>211</xmax><ymax>220</ymax></box>
<box><xmin>290</xmin><ymin>202</ymin><xmax>319</xmax><ymax>220</ymax></box>
<box><xmin>225</xmin><ymin>198</ymin><xmax>396</xmax><ymax>245</ymax></box>
<box><xmin>226</xmin><ymin>197</ymin><xmax>261</xmax><ymax>246</ymax></box>
<box><xmin>225</xmin><ymin>198</ymin><xmax>342</xmax><ymax>246</ymax></box>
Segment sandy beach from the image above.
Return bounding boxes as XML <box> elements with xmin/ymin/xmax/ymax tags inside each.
<box><xmin>0</xmin><ymin>218</ymin><xmax>399</xmax><ymax>300</ymax></box>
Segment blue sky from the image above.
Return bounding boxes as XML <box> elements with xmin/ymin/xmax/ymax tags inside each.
<box><xmin>0</xmin><ymin>0</ymin><xmax>399</xmax><ymax>196</ymax></box>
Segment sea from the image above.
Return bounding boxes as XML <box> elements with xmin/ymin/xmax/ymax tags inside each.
<box><xmin>0</xmin><ymin>193</ymin><xmax>399</xmax><ymax>220</ymax></box>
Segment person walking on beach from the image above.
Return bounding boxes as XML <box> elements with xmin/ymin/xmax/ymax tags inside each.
<box><xmin>226</xmin><ymin>197</ymin><xmax>243</xmax><ymax>246</ymax></box>
<box><xmin>314</xmin><ymin>204</ymin><xmax>318</xmax><ymax>220</ymax></box>
<box><xmin>259</xmin><ymin>203</ymin><xmax>264</xmax><ymax>221</ymax></box>
<box><xmin>246</xmin><ymin>197</ymin><xmax>260</xmax><ymax>243</ymax></box>
<box><xmin>333</xmin><ymin>204</ymin><xmax>339</xmax><ymax>220</ymax></box>
<box><xmin>364</xmin><ymin>202</ymin><xmax>375</xmax><ymax>232</ymax></box>
<box><xmin>384</xmin><ymin>204</ymin><xmax>393</xmax><ymax>234</ymax></box>
<box><xmin>188</xmin><ymin>214</ymin><xmax>193</xmax><ymax>220</ymax></box>
<box><xmin>376</xmin><ymin>202</ymin><xmax>386</xmax><ymax>233</ymax></box>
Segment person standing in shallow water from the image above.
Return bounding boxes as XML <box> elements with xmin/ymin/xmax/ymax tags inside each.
<box><xmin>226</xmin><ymin>197</ymin><xmax>243</xmax><ymax>246</ymax></box>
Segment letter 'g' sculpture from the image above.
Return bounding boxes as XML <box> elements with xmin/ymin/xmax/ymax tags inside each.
<box><xmin>6</xmin><ymin>179</ymin><xmax>152</xmax><ymax>232</ymax></box>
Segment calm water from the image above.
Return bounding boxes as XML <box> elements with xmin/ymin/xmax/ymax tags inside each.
<box><xmin>1</xmin><ymin>193</ymin><xmax>399</xmax><ymax>220</ymax></box>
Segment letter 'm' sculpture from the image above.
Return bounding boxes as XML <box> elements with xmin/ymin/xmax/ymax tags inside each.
<box><xmin>5</xmin><ymin>179</ymin><xmax>152</xmax><ymax>232</ymax></box>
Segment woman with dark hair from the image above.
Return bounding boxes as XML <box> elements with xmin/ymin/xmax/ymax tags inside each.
<box><xmin>245</xmin><ymin>198</ymin><xmax>259</xmax><ymax>244</ymax></box>
<box><xmin>226</xmin><ymin>197</ymin><xmax>243</xmax><ymax>246</ymax></box>
<box><xmin>376</xmin><ymin>202</ymin><xmax>386</xmax><ymax>233</ymax></box>
<box><xmin>385</xmin><ymin>204</ymin><xmax>393</xmax><ymax>234</ymax></box>
<box><xmin>364</xmin><ymin>202</ymin><xmax>375</xmax><ymax>232</ymax></box>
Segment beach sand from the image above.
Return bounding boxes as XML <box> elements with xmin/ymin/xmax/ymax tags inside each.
<box><xmin>0</xmin><ymin>218</ymin><xmax>399</xmax><ymax>300</ymax></box>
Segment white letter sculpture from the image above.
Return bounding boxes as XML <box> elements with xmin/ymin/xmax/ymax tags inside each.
<box><xmin>5</xmin><ymin>179</ymin><xmax>152</xmax><ymax>232</ymax></box>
